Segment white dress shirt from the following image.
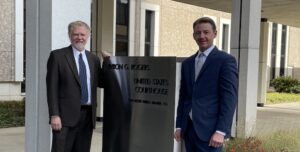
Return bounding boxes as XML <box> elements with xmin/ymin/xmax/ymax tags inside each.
<box><xmin>72</xmin><ymin>47</ymin><xmax>91</xmax><ymax>105</ymax></box>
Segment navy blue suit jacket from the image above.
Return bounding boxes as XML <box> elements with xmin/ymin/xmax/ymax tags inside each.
<box><xmin>176</xmin><ymin>47</ymin><xmax>238</xmax><ymax>141</ymax></box>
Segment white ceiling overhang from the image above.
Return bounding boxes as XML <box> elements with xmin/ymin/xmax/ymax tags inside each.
<box><xmin>173</xmin><ymin>0</ymin><xmax>300</xmax><ymax>28</ymax></box>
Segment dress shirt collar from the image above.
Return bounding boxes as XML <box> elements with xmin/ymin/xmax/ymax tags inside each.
<box><xmin>197</xmin><ymin>45</ymin><xmax>215</xmax><ymax>57</ymax></box>
<box><xmin>72</xmin><ymin>46</ymin><xmax>86</xmax><ymax>57</ymax></box>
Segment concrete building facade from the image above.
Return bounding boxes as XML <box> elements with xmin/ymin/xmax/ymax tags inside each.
<box><xmin>0</xmin><ymin>0</ymin><xmax>299</xmax><ymax>150</ymax></box>
<box><xmin>0</xmin><ymin>0</ymin><xmax>23</xmax><ymax>101</ymax></box>
<box><xmin>2</xmin><ymin>0</ymin><xmax>299</xmax><ymax>101</ymax></box>
<box><xmin>288</xmin><ymin>27</ymin><xmax>300</xmax><ymax>79</ymax></box>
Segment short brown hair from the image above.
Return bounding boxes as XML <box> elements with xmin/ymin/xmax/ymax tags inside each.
<box><xmin>193</xmin><ymin>17</ymin><xmax>216</xmax><ymax>31</ymax></box>
<box><xmin>68</xmin><ymin>21</ymin><xmax>91</xmax><ymax>36</ymax></box>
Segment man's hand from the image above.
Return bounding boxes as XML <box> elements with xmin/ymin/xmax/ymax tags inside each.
<box><xmin>51</xmin><ymin>116</ymin><xmax>62</xmax><ymax>131</ymax></box>
<box><xmin>209</xmin><ymin>132</ymin><xmax>224</xmax><ymax>148</ymax></box>
<box><xmin>100</xmin><ymin>50</ymin><xmax>111</xmax><ymax>59</ymax></box>
<box><xmin>174</xmin><ymin>129</ymin><xmax>182</xmax><ymax>142</ymax></box>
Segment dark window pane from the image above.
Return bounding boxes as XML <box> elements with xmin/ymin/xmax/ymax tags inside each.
<box><xmin>116</xmin><ymin>0</ymin><xmax>129</xmax><ymax>25</ymax></box>
<box><xmin>222</xmin><ymin>24</ymin><xmax>229</xmax><ymax>51</ymax></box>
<box><xmin>281</xmin><ymin>25</ymin><xmax>287</xmax><ymax>56</ymax></box>
<box><xmin>280</xmin><ymin>56</ymin><xmax>285</xmax><ymax>76</ymax></box>
<box><xmin>116</xmin><ymin>0</ymin><xmax>129</xmax><ymax>56</ymax></box>
<box><xmin>280</xmin><ymin>25</ymin><xmax>287</xmax><ymax>76</ymax></box>
<box><xmin>116</xmin><ymin>41</ymin><xmax>129</xmax><ymax>56</ymax></box>
<box><xmin>270</xmin><ymin>23</ymin><xmax>277</xmax><ymax>80</ymax></box>
<box><xmin>144</xmin><ymin>44</ymin><xmax>150</xmax><ymax>56</ymax></box>
<box><xmin>144</xmin><ymin>10</ymin><xmax>153</xmax><ymax>56</ymax></box>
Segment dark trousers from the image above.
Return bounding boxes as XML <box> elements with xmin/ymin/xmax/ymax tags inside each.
<box><xmin>51</xmin><ymin>106</ymin><xmax>93</xmax><ymax>152</ymax></box>
<box><xmin>184</xmin><ymin>118</ymin><xmax>222</xmax><ymax>152</ymax></box>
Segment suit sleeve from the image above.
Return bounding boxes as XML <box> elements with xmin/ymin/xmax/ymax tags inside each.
<box><xmin>176</xmin><ymin>63</ymin><xmax>187</xmax><ymax>128</ymax></box>
<box><xmin>46</xmin><ymin>51</ymin><xmax>60</xmax><ymax>117</ymax></box>
<box><xmin>216</xmin><ymin>56</ymin><xmax>238</xmax><ymax>134</ymax></box>
<box><xmin>95</xmin><ymin>56</ymin><xmax>104</xmax><ymax>88</ymax></box>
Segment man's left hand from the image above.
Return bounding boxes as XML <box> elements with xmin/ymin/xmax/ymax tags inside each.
<box><xmin>100</xmin><ymin>50</ymin><xmax>111</xmax><ymax>59</ymax></box>
<box><xmin>209</xmin><ymin>132</ymin><xmax>224</xmax><ymax>148</ymax></box>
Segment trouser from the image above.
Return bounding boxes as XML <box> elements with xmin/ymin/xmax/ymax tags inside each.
<box><xmin>51</xmin><ymin>106</ymin><xmax>93</xmax><ymax>152</ymax></box>
<box><xmin>184</xmin><ymin>118</ymin><xmax>222</xmax><ymax>152</ymax></box>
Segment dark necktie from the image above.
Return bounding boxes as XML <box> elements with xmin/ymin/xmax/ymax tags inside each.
<box><xmin>79</xmin><ymin>53</ymin><xmax>88</xmax><ymax>104</ymax></box>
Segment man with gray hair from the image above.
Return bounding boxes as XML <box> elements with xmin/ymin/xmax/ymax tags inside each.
<box><xmin>46</xmin><ymin>20</ymin><xmax>103</xmax><ymax>152</ymax></box>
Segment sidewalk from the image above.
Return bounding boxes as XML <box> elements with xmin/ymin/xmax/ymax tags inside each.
<box><xmin>0</xmin><ymin>127</ymin><xmax>25</xmax><ymax>152</ymax></box>
<box><xmin>0</xmin><ymin>123</ymin><xmax>103</xmax><ymax>152</ymax></box>
<box><xmin>1</xmin><ymin>102</ymin><xmax>300</xmax><ymax>152</ymax></box>
<box><xmin>256</xmin><ymin>102</ymin><xmax>300</xmax><ymax>136</ymax></box>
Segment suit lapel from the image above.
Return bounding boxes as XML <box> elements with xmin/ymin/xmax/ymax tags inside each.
<box><xmin>190</xmin><ymin>53</ymin><xmax>198</xmax><ymax>84</ymax></box>
<box><xmin>65</xmin><ymin>46</ymin><xmax>81</xmax><ymax>85</ymax></box>
<box><xmin>86</xmin><ymin>51</ymin><xmax>95</xmax><ymax>89</ymax></box>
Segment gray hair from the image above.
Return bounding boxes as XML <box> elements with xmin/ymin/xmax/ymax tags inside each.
<box><xmin>68</xmin><ymin>21</ymin><xmax>91</xmax><ymax>36</ymax></box>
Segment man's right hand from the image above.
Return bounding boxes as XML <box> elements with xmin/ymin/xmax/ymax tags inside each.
<box><xmin>174</xmin><ymin>129</ymin><xmax>182</xmax><ymax>142</ymax></box>
<box><xmin>51</xmin><ymin>116</ymin><xmax>62</xmax><ymax>131</ymax></box>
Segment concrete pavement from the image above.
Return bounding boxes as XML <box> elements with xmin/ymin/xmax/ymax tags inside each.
<box><xmin>0</xmin><ymin>123</ymin><xmax>103</xmax><ymax>152</ymax></box>
<box><xmin>1</xmin><ymin>102</ymin><xmax>300</xmax><ymax>152</ymax></box>
<box><xmin>0</xmin><ymin>127</ymin><xmax>25</xmax><ymax>152</ymax></box>
<box><xmin>256</xmin><ymin>102</ymin><xmax>300</xmax><ymax>136</ymax></box>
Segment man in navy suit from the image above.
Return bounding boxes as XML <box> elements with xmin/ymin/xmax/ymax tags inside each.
<box><xmin>174</xmin><ymin>17</ymin><xmax>238</xmax><ymax>151</ymax></box>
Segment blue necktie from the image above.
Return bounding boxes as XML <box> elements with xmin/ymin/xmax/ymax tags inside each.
<box><xmin>79</xmin><ymin>53</ymin><xmax>88</xmax><ymax>104</ymax></box>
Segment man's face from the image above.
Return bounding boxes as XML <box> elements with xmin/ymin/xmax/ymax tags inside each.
<box><xmin>69</xmin><ymin>26</ymin><xmax>89</xmax><ymax>51</ymax></box>
<box><xmin>193</xmin><ymin>23</ymin><xmax>217</xmax><ymax>51</ymax></box>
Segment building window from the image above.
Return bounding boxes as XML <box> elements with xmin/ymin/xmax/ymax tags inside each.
<box><xmin>280</xmin><ymin>25</ymin><xmax>287</xmax><ymax>76</ymax></box>
<box><xmin>270</xmin><ymin>23</ymin><xmax>277</xmax><ymax>80</ymax></box>
<box><xmin>140</xmin><ymin>3</ymin><xmax>159</xmax><ymax>56</ymax></box>
<box><xmin>144</xmin><ymin>10</ymin><xmax>154</xmax><ymax>56</ymax></box>
<box><xmin>222</xmin><ymin>24</ymin><xmax>229</xmax><ymax>52</ymax></box>
<box><xmin>116</xmin><ymin>0</ymin><xmax>129</xmax><ymax>56</ymax></box>
<box><xmin>219</xmin><ymin>18</ymin><xmax>230</xmax><ymax>53</ymax></box>
<box><xmin>270</xmin><ymin>23</ymin><xmax>288</xmax><ymax>79</ymax></box>
<box><xmin>22</xmin><ymin>0</ymin><xmax>26</xmax><ymax>93</ymax></box>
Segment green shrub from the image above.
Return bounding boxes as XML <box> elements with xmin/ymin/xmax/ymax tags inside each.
<box><xmin>291</xmin><ymin>85</ymin><xmax>300</xmax><ymax>94</ymax></box>
<box><xmin>270</xmin><ymin>76</ymin><xmax>299</xmax><ymax>93</ymax></box>
<box><xmin>0</xmin><ymin>100</ymin><xmax>25</xmax><ymax>128</ymax></box>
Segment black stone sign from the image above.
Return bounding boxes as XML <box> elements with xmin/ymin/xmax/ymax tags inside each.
<box><xmin>102</xmin><ymin>56</ymin><xmax>176</xmax><ymax>152</ymax></box>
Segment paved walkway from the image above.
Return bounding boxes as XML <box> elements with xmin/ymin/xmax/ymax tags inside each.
<box><xmin>1</xmin><ymin>102</ymin><xmax>300</xmax><ymax>152</ymax></box>
<box><xmin>256</xmin><ymin>102</ymin><xmax>300</xmax><ymax>136</ymax></box>
<box><xmin>0</xmin><ymin>123</ymin><xmax>103</xmax><ymax>152</ymax></box>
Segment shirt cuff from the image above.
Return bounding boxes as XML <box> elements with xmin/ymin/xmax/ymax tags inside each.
<box><xmin>216</xmin><ymin>130</ymin><xmax>226</xmax><ymax>136</ymax></box>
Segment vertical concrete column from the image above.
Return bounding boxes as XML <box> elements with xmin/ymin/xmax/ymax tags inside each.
<box><xmin>231</xmin><ymin>0</ymin><xmax>261</xmax><ymax>138</ymax></box>
<box><xmin>275</xmin><ymin>24</ymin><xmax>283</xmax><ymax>77</ymax></box>
<box><xmin>129</xmin><ymin>0</ymin><xmax>136</xmax><ymax>56</ymax></box>
<box><xmin>95</xmin><ymin>0</ymin><xmax>116</xmax><ymax>118</ymax></box>
<box><xmin>25</xmin><ymin>0</ymin><xmax>52</xmax><ymax>151</ymax></box>
<box><xmin>266</xmin><ymin>23</ymin><xmax>273</xmax><ymax>85</ymax></box>
<box><xmin>15</xmin><ymin>0</ymin><xmax>24</xmax><ymax>82</ymax></box>
<box><xmin>100</xmin><ymin>0</ymin><xmax>116</xmax><ymax>55</ymax></box>
<box><xmin>134</xmin><ymin>0</ymin><xmax>142</xmax><ymax>55</ymax></box>
<box><xmin>284</xmin><ymin>27</ymin><xmax>290</xmax><ymax>76</ymax></box>
<box><xmin>257</xmin><ymin>19</ymin><xmax>269</xmax><ymax>106</ymax></box>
